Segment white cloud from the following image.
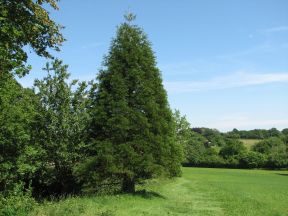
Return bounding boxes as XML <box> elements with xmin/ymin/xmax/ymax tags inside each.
<box><xmin>164</xmin><ymin>71</ymin><xmax>288</xmax><ymax>93</ymax></box>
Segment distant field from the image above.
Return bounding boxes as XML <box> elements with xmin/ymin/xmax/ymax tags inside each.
<box><xmin>31</xmin><ymin>167</ymin><xmax>288</xmax><ymax>216</ymax></box>
<box><xmin>240</xmin><ymin>138</ymin><xmax>261</xmax><ymax>149</ymax></box>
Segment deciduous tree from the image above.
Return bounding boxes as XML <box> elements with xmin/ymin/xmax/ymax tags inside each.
<box><xmin>0</xmin><ymin>0</ymin><xmax>64</xmax><ymax>76</ymax></box>
<box><xmin>32</xmin><ymin>59</ymin><xmax>89</xmax><ymax>196</ymax></box>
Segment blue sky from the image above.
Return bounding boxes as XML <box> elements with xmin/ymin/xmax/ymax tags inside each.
<box><xmin>19</xmin><ymin>0</ymin><xmax>288</xmax><ymax>131</ymax></box>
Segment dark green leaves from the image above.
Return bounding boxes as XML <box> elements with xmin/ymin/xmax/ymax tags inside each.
<box><xmin>0</xmin><ymin>0</ymin><xmax>64</xmax><ymax>76</ymax></box>
<box><xmin>86</xmin><ymin>17</ymin><xmax>182</xmax><ymax>192</ymax></box>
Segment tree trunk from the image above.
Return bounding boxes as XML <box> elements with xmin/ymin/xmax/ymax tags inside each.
<box><xmin>122</xmin><ymin>175</ymin><xmax>135</xmax><ymax>193</ymax></box>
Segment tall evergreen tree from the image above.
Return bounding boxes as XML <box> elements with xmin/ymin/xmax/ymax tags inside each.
<box><xmin>87</xmin><ymin>14</ymin><xmax>183</xmax><ymax>193</ymax></box>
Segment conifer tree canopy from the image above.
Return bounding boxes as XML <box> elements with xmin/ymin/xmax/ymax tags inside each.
<box><xmin>88</xmin><ymin>14</ymin><xmax>183</xmax><ymax>193</ymax></box>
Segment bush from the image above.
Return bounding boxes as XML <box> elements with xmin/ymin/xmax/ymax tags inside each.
<box><xmin>239</xmin><ymin>152</ymin><xmax>267</xmax><ymax>168</ymax></box>
<box><xmin>0</xmin><ymin>184</ymin><xmax>36</xmax><ymax>216</ymax></box>
<box><xmin>219</xmin><ymin>139</ymin><xmax>246</xmax><ymax>159</ymax></box>
<box><xmin>203</xmin><ymin>155</ymin><xmax>227</xmax><ymax>167</ymax></box>
<box><xmin>252</xmin><ymin>137</ymin><xmax>283</xmax><ymax>154</ymax></box>
<box><xmin>224</xmin><ymin>156</ymin><xmax>239</xmax><ymax>168</ymax></box>
<box><xmin>252</xmin><ymin>137</ymin><xmax>287</xmax><ymax>168</ymax></box>
<box><xmin>267</xmin><ymin>153</ymin><xmax>288</xmax><ymax>168</ymax></box>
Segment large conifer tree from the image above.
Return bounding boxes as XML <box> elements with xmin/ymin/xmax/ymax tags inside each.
<box><xmin>88</xmin><ymin>14</ymin><xmax>183</xmax><ymax>193</ymax></box>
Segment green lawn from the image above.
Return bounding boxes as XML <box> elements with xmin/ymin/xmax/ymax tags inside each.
<box><xmin>31</xmin><ymin>168</ymin><xmax>288</xmax><ymax>216</ymax></box>
<box><xmin>240</xmin><ymin>139</ymin><xmax>261</xmax><ymax>149</ymax></box>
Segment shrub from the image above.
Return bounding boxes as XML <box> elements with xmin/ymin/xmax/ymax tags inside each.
<box><xmin>267</xmin><ymin>152</ymin><xmax>288</xmax><ymax>168</ymax></box>
<box><xmin>0</xmin><ymin>183</ymin><xmax>36</xmax><ymax>216</ymax></box>
<box><xmin>252</xmin><ymin>137</ymin><xmax>283</xmax><ymax>154</ymax></box>
<box><xmin>204</xmin><ymin>155</ymin><xmax>227</xmax><ymax>167</ymax></box>
<box><xmin>252</xmin><ymin>137</ymin><xmax>287</xmax><ymax>168</ymax></box>
<box><xmin>239</xmin><ymin>152</ymin><xmax>267</xmax><ymax>168</ymax></box>
<box><xmin>224</xmin><ymin>156</ymin><xmax>239</xmax><ymax>168</ymax></box>
<box><xmin>219</xmin><ymin>139</ymin><xmax>246</xmax><ymax>159</ymax></box>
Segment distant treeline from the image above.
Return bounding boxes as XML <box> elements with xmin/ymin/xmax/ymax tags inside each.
<box><xmin>225</xmin><ymin>128</ymin><xmax>285</xmax><ymax>139</ymax></box>
<box><xmin>174</xmin><ymin>113</ymin><xmax>288</xmax><ymax>170</ymax></box>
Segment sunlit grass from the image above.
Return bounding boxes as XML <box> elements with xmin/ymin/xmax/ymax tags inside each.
<box><xmin>30</xmin><ymin>167</ymin><xmax>288</xmax><ymax>216</ymax></box>
<box><xmin>240</xmin><ymin>139</ymin><xmax>261</xmax><ymax>149</ymax></box>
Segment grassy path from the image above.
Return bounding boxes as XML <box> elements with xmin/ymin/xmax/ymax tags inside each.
<box><xmin>31</xmin><ymin>168</ymin><xmax>288</xmax><ymax>216</ymax></box>
<box><xmin>185</xmin><ymin>168</ymin><xmax>288</xmax><ymax>216</ymax></box>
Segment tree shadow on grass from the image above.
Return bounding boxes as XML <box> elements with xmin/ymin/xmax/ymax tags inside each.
<box><xmin>276</xmin><ymin>173</ymin><xmax>288</xmax><ymax>176</ymax></box>
<box><xmin>133</xmin><ymin>189</ymin><xmax>166</xmax><ymax>199</ymax></box>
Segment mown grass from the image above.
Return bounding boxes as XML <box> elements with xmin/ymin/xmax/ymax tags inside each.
<box><xmin>240</xmin><ymin>139</ymin><xmax>261</xmax><ymax>149</ymax></box>
<box><xmin>30</xmin><ymin>168</ymin><xmax>288</xmax><ymax>216</ymax></box>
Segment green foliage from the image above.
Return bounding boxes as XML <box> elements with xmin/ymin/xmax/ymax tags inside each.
<box><xmin>252</xmin><ymin>137</ymin><xmax>287</xmax><ymax>168</ymax></box>
<box><xmin>253</xmin><ymin>137</ymin><xmax>277</xmax><ymax>154</ymax></box>
<box><xmin>0</xmin><ymin>0</ymin><xmax>64</xmax><ymax>76</ymax></box>
<box><xmin>219</xmin><ymin>139</ymin><xmax>246</xmax><ymax>159</ymax></box>
<box><xmin>192</xmin><ymin>127</ymin><xmax>225</xmax><ymax>146</ymax></box>
<box><xmin>179</xmin><ymin>126</ymin><xmax>287</xmax><ymax>169</ymax></box>
<box><xmin>178</xmin><ymin>127</ymin><xmax>227</xmax><ymax>167</ymax></box>
<box><xmin>226</xmin><ymin>128</ymin><xmax>282</xmax><ymax>139</ymax></box>
<box><xmin>267</xmin><ymin>128</ymin><xmax>281</xmax><ymax>137</ymax></box>
<box><xmin>282</xmin><ymin>128</ymin><xmax>288</xmax><ymax>136</ymax></box>
<box><xmin>225</xmin><ymin>129</ymin><xmax>241</xmax><ymax>139</ymax></box>
<box><xmin>0</xmin><ymin>73</ymin><xmax>39</xmax><ymax>191</ymax></box>
<box><xmin>184</xmin><ymin>131</ymin><xmax>207</xmax><ymax>165</ymax></box>
<box><xmin>266</xmin><ymin>138</ymin><xmax>287</xmax><ymax>168</ymax></box>
<box><xmin>73</xmin><ymin>140</ymin><xmax>121</xmax><ymax>194</ymax></box>
<box><xmin>239</xmin><ymin>151</ymin><xmax>267</xmax><ymax>168</ymax></box>
<box><xmin>85</xmin><ymin>15</ymin><xmax>182</xmax><ymax>193</ymax></box>
<box><xmin>0</xmin><ymin>183</ymin><xmax>36</xmax><ymax>216</ymax></box>
<box><xmin>172</xmin><ymin>110</ymin><xmax>191</xmax><ymax>163</ymax></box>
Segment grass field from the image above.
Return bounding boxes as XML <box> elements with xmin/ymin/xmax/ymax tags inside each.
<box><xmin>240</xmin><ymin>139</ymin><xmax>261</xmax><ymax>149</ymax></box>
<box><xmin>31</xmin><ymin>168</ymin><xmax>288</xmax><ymax>216</ymax></box>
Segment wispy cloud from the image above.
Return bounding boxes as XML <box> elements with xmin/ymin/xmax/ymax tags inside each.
<box><xmin>164</xmin><ymin>72</ymin><xmax>288</xmax><ymax>93</ymax></box>
<box><xmin>262</xmin><ymin>26</ymin><xmax>288</xmax><ymax>33</ymax></box>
